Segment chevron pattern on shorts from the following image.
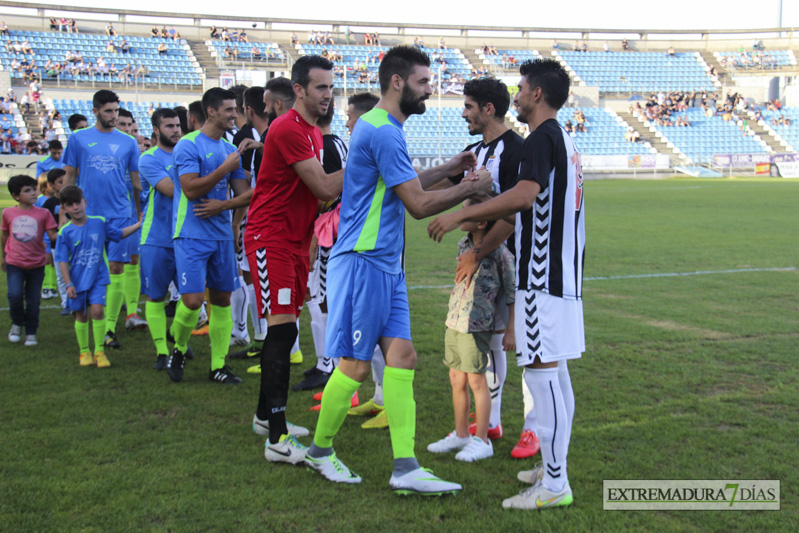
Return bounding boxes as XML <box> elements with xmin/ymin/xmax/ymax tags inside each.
<box><xmin>524</xmin><ymin>291</ymin><xmax>541</xmax><ymax>356</ymax></box>
<box><xmin>255</xmin><ymin>248</ymin><xmax>270</xmax><ymax>316</ymax></box>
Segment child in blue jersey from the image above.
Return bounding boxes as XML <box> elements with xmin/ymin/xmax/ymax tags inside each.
<box><xmin>35</xmin><ymin>140</ymin><xmax>65</xmax><ymax>179</ymax></box>
<box><xmin>35</xmin><ymin>175</ymin><xmax>60</xmax><ymax>300</ymax></box>
<box><xmin>55</xmin><ymin>186</ymin><xmax>141</xmax><ymax>368</ymax></box>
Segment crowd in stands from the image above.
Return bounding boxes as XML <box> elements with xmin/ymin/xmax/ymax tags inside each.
<box><xmin>45</xmin><ymin>17</ymin><xmax>78</xmax><ymax>33</ymax></box>
<box><xmin>718</xmin><ymin>49</ymin><xmax>780</xmax><ymax>70</ymax></box>
<box><xmin>151</xmin><ymin>25</ymin><xmax>182</xmax><ymax>40</ymax></box>
<box><xmin>564</xmin><ymin>109</ymin><xmax>589</xmax><ymax>133</ymax></box>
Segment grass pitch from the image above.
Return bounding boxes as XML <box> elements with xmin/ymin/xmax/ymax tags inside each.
<box><xmin>1</xmin><ymin>177</ymin><xmax>797</xmax><ymax>531</ymax></box>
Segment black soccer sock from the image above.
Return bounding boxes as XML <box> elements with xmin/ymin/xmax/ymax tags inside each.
<box><xmin>256</xmin><ymin>322</ymin><xmax>297</xmax><ymax>444</ymax></box>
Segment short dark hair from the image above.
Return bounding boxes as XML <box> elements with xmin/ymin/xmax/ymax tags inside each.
<box><xmin>348</xmin><ymin>92</ymin><xmax>380</xmax><ymax>114</ymax></box>
<box><xmin>378</xmin><ymin>46</ymin><xmax>430</xmax><ymax>95</ymax></box>
<box><xmin>68</xmin><ymin>113</ymin><xmax>87</xmax><ymax>130</ymax></box>
<box><xmin>47</xmin><ymin>168</ymin><xmax>66</xmax><ymax>184</ymax></box>
<box><xmin>463</xmin><ymin>77</ymin><xmax>510</xmax><ymax>118</ymax></box>
<box><xmin>92</xmin><ymin>89</ymin><xmax>119</xmax><ymax>110</ymax></box>
<box><xmin>117</xmin><ymin>107</ymin><xmax>133</xmax><ymax>120</ymax></box>
<box><xmin>7</xmin><ymin>174</ymin><xmax>37</xmax><ymax>197</ymax></box>
<box><xmin>230</xmin><ymin>84</ymin><xmax>248</xmax><ymax>112</ymax></box>
<box><xmin>316</xmin><ymin>99</ymin><xmax>335</xmax><ymax>128</ymax></box>
<box><xmin>173</xmin><ymin>106</ymin><xmax>188</xmax><ymax>133</ymax></box>
<box><xmin>59</xmin><ymin>185</ymin><xmax>83</xmax><ymax>206</ymax></box>
<box><xmin>188</xmin><ymin>101</ymin><xmax>206</xmax><ymax>125</ymax></box>
<box><xmin>201</xmin><ymin>87</ymin><xmax>236</xmax><ymax>116</ymax></box>
<box><xmin>265</xmin><ymin>77</ymin><xmax>295</xmax><ymax>106</ymax></box>
<box><xmin>48</xmin><ymin>140</ymin><xmax>63</xmax><ymax>151</ymax></box>
<box><xmin>243</xmin><ymin>86</ymin><xmax>266</xmax><ymax>120</ymax></box>
<box><xmin>519</xmin><ymin>58</ymin><xmax>570</xmax><ymax>110</ymax></box>
<box><xmin>152</xmin><ymin>107</ymin><xmax>178</xmax><ymax>129</ymax></box>
<box><xmin>291</xmin><ymin>55</ymin><xmax>333</xmax><ymax>89</ymax></box>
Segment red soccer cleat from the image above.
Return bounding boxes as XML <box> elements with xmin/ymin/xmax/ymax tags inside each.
<box><xmin>511</xmin><ymin>430</ymin><xmax>540</xmax><ymax>459</ymax></box>
<box><xmin>468</xmin><ymin>420</ymin><xmax>503</xmax><ymax>441</ymax></box>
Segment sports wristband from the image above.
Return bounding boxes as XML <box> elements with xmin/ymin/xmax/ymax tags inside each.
<box><xmin>66</xmin><ymin>282</ymin><xmax>74</xmax><ymax>288</ymax></box>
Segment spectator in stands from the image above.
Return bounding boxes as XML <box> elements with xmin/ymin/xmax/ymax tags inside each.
<box><xmin>69</xmin><ymin>19</ymin><xmax>78</xmax><ymax>33</ymax></box>
<box><xmin>222</xmin><ymin>27</ymin><xmax>231</xmax><ymax>41</ymax></box>
<box><xmin>667</xmin><ymin>46</ymin><xmax>675</xmax><ymax>57</ymax></box>
<box><xmin>224</xmin><ymin>46</ymin><xmax>237</xmax><ymax>60</ymax></box>
<box><xmin>168</xmin><ymin>27</ymin><xmax>176</xmax><ymax>40</ymax></box>
<box><xmin>753</xmin><ymin>39</ymin><xmax>764</xmax><ymax>51</ymax></box>
<box><xmin>264</xmin><ymin>44</ymin><xmax>276</xmax><ymax>59</ymax></box>
<box><xmin>106</xmin><ymin>23</ymin><xmax>116</xmax><ymax>37</ymax></box>
<box><xmin>151</xmin><ymin>25</ymin><xmax>159</xmax><ymax>38</ymax></box>
<box><xmin>23</xmin><ymin>40</ymin><xmax>34</xmax><ymax>55</ymax></box>
<box><xmin>676</xmin><ymin>116</ymin><xmax>690</xmax><ymax>127</ymax></box>
<box><xmin>251</xmin><ymin>45</ymin><xmax>262</xmax><ymax>61</ymax></box>
<box><xmin>552</xmin><ymin>39</ymin><xmax>559</xmax><ymax>50</ymax></box>
<box><xmin>0</xmin><ymin>21</ymin><xmax>7</xmax><ymax>36</ymax></box>
<box><xmin>622</xmin><ymin>38</ymin><xmax>630</xmax><ymax>51</ymax></box>
<box><xmin>210</xmin><ymin>26</ymin><xmax>219</xmax><ymax>39</ymax></box>
<box><xmin>107</xmin><ymin>41</ymin><xmax>116</xmax><ymax>54</ymax></box>
<box><xmin>324</xmin><ymin>31</ymin><xmax>334</xmax><ymax>45</ymax></box>
<box><xmin>308</xmin><ymin>30</ymin><xmax>315</xmax><ymax>44</ymax></box>
<box><xmin>373</xmin><ymin>32</ymin><xmax>380</xmax><ymax>45</ymax></box>
<box><xmin>158</xmin><ymin>42</ymin><xmax>168</xmax><ymax>55</ymax></box>
<box><xmin>120</xmin><ymin>63</ymin><xmax>133</xmax><ymax>83</ymax></box>
<box><xmin>49</xmin><ymin>17</ymin><xmax>58</xmax><ymax>31</ymax></box>
<box><xmin>487</xmin><ymin>43</ymin><xmax>499</xmax><ymax>55</ymax></box>
<box><xmin>365</xmin><ymin>32</ymin><xmax>373</xmax><ymax>45</ymax></box>
<box><xmin>438</xmin><ymin>37</ymin><xmax>446</xmax><ymax>49</ymax></box>
<box><xmin>240</xmin><ymin>29</ymin><xmax>249</xmax><ymax>43</ymax></box>
<box><xmin>290</xmin><ymin>32</ymin><xmax>298</xmax><ymax>45</ymax></box>
<box><xmin>603</xmin><ymin>41</ymin><xmax>610</xmax><ymax>52</ymax></box>
<box><xmin>564</xmin><ymin>119</ymin><xmax>573</xmax><ymax>133</ymax></box>
<box><xmin>231</xmin><ymin>29</ymin><xmax>239</xmax><ymax>42</ymax></box>
<box><xmin>161</xmin><ymin>26</ymin><xmax>168</xmax><ymax>38</ymax></box>
<box><xmin>580</xmin><ymin>41</ymin><xmax>588</xmax><ymax>52</ymax></box>
<box><xmin>59</xmin><ymin>18</ymin><xmax>68</xmax><ymax>32</ymax></box>
<box><xmin>573</xmin><ymin>41</ymin><xmax>580</xmax><ymax>52</ymax></box>
<box><xmin>136</xmin><ymin>64</ymin><xmax>150</xmax><ymax>78</ymax></box>
<box><xmin>119</xmin><ymin>39</ymin><xmax>130</xmax><ymax>54</ymax></box>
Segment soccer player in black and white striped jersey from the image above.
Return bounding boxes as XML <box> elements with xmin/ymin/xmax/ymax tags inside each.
<box><xmin>428</xmin><ymin>59</ymin><xmax>584</xmax><ymax>510</ymax></box>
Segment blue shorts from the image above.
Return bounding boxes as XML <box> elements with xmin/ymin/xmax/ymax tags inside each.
<box><xmin>105</xmin><ymin>218</ymin><xmax>131</xmax><ymax>263</ymax></box>
<box><xmin>67</xmin><ymin>283</ymin><xmax>107</xmax><ymax>313</ymax></box>
<box><xmin>326</xmin><ymin>253</ymin><xmax>411</xmax><ymax>361</ymax></box>
<box><xmin>174</xmin><ymin>238</ymin><xmax>238</xmax><ymax>294</ymax></box>
<box><xmin>127</xmin><ymin>221</ymin><xmax>141</xmax><ymax>257</ymax></box>
<box><xmin>140</xmin><ymin>244</ymin><xmax>176</xmax><ymax>300</ymax></box>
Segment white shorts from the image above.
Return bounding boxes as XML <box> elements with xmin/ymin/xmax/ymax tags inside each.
<box><xmin>514</xmin><ymin>289</ymin><xmax>584</xmax><ymax>365</ymax></box>
<box><xmin>307</xmin><ymin>245</ymin><xmax>331</xmax><ymax>305</ymax></box>
<box><xmin>236</xmin><ymin>217</ymin><xmax>249</xmax><ymax>272</ymax></box>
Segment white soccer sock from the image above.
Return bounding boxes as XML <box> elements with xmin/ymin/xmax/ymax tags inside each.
<box><xmin>230</xmin><ymin>276</ymin><xmax>249</xmax><ymax>340</ymax></box>
<box><xmin>308</xmin><ymin>302</ymin><xmax>333</xmax><ymax>373</ymax></box>
<box><xmin>55</xmin><ymin>262</ymin><xmax>68</xmax><ymax>307</ymax></box>
<box><xmin>486</xmin><ymin>333</ymin><xmax>507</xmax><ymax>429</ymax></box>
<box><xmin>291</xmin><ymin>318</ymin><xmax>300</xmax><ymax>353</ymax></box>
<box><xmin>245</xmin><ymin>283</ymin><xmax>266</xmax><ymax>341</ymax></box>
<box><xmin>524</xmin><ymin>367</ymin><xmax>569</xmax><ymax>493</ymax></box>
<box><xmin>558</xmin><ymin>360</ymin><xmax>575</xmax><ymax>451</ymax></box>
<box><xmin>522</xmin><ymin>374</ymin><xmax>538</xmax><ymax>433</ymax></box>
<box><xmin>371</xmin><ymin>345</ymin><xmax>385</xmax><ymax>406</ymax></box>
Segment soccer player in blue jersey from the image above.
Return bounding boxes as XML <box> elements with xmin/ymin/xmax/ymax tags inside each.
<box><xmin>168</xmin><ymin>87</ymin><xmax>249</xmax><ymax>385</ymax></box>
<box><xmin>55</xmin><ymin>185</ymin><xmax>141</xmax><ymax>368</ymax></box>
<box><xmin>62</xmin><ymin>90</ymin><xmax>142</xmax><ymax>351</ymax></box>
<box><xmin>139</xmin><ymin>107</ymin><xmax>182</xmax><ymax>370</ymax></box>
<box><xmin>35</xmin><ymin>140</ymin><xmax>64</xmax><ymax>179</ymax></box>
<box><xmin>304</xmin><ymin>45</ymin><xmax>492</xmax><ymax>495</ymax></box>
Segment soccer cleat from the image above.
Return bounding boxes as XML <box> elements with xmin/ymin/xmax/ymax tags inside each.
<box><xmin>252</xmin><ymin>415</ymin><xmax>310</xmax><ymax>438</ymax></box>
<box><xmin>264</xmin><ymin>434</ymin><xmax>308</xmax><ymax>464</ymax></box>
<box><xmin>292</xmin><ymin>368</ymin><xmax>331</xmax><ymax>391</ymax></box>
<box><xmin>309</xmin><ymin>403</ymin><xmax>321</xmax><ymax>412</ymax></box>
<box><xmin>312</xmin><ymin>391</ymin><xmax>324</xmax><ymax>401</ymax></box>
<box><xmin>390</xmin><ymin>467</ymin><xmax>462</xmax><ymax>496</ymax></box>
<box><xmin>104</xmin><ymin>331</ymin><xmax>122</xmax><ymax>349</ymax></box>
<box><xmin>8</xmin><ymin>324</ymin><xmax>22</xmax><ymax>343</ymax></box>
<box><xmin>191</xmin><ymin>320</ymin><xmax>209</xmax><ymax>336</ymax></box>
<box><xmin>348</xmin><ymin>398</ymin><xmax>385</xmax><ymax>416</ymax></box>
<box><xmin>502</xmin><ymin>479</ymin><xmax>573</xmax><ymax>510</ymax></box>
<box><xmin>167</xmin><ymin>347</ymin><xmax>186</xmax><ymax>382</ymax></box>
<box><xmin>455</xmin><ymin>437</ymin><xmax>494</xmax><ymax>462</ymax></box>
<box><xmin>94</xmin><ymin>351</ymin><xmax>111</xmax><ymax>368</ymax></box>
<box><xmin>41</xmin><ymin>288</ymin><xmax>54</xmax><ymax>300</ymax></box>
<box><xmin>152</xmin><ymin>354</ymin><xmax>168</xmax><ymax>370</ymax></box>
<box><xmin>511</xmin><ymin>430</ymin><xmax>541</xmax><ymax>459</ymax></box>
<box><xmin>361</xmin><ymin>410</ymin><xmax>389</xmax><ymax>429</ymax></box>
<box><xmin>79</xmin><ymin>351</ymin><xmax>94</xmax><ymax>366</ymax></box>
<box><xmin>125</xmin><ymin>314</ymin><xmax>148</xmax><ymax>330</ymax></box>
<box><xmin>246</xmin><ymin>364</ymin><xmax>261</xmax><ymax>374</ymax></box>
<box><xmin>468</xmin><ymin>420</ymin><xmax>503</xmax><ymax>441</ymax></box>
<box><xmin>229</xmin><ymin>340</ymin><xmax>262</xmax><ymax>359</ymax></box>
<box><xmin>517</xmin><ymin>462</ymin><xmax>545</xmax><ymax>484</ymax></box>
<box><xmin>24</xmin><ymin>334</ymin><xmax>38</xmax><ymax>346</ymax></box>
<box><xmin>427</xmin><ymin>431</ymin><xmax>471</xmax><ymax>453</ymax></box>
<box><xmin>305</xmin><ymin>452</ymin><xmax>362</xmax><ymax>483</ymax></box>
<box><xmin>229</xmin><ymin>334</ymin><xmax>250</xmax><ymax>347</ymax></box>
<box><xmin>290</xmin><ymin>349</ymin><xmax>303</xmax><ymax>364</ymax></box>
<box><xmin>209</xmin><ymin>365</ymin><xmax>242</xmax><ymax>385</ymax></box>
<box><xmin>184</xmin><ymin>344</ymin><xmax>194</xmax><ymax>360</ymax></box>
<box><xmin>304</xmin><ymin>365</ymin><xmax>320</xmax><ymax>377</ymax></box>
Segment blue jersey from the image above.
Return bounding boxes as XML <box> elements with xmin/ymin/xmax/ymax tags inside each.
<box><xmin>331</xmin><ymin>108</ymin><xmax>417</xmax><ymax>274</ymax></box>
<box><xmin>36</xmin><ymin>155</ymin><xmax>65</xmax><ymax>178</ymax></box>
<box><xmin>54</xmin><ymin>216</ymin><xmax>123</xmax><ymax>292</ymax></box>
<box><xmin>62</xmin><ymin>127</ymin><xmax>139</xmax><ymax>219</ymax></box>
<box><xmin>172</xmin><ymin>130</ymin><xmax>245</xmax><ymax>241</ymax></box>
<box><xmin>139</xmin><ymin>146</ymin><xmax>176</xmax><ymax>248</ymax></box>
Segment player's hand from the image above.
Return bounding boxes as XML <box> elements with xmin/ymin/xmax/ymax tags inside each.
<box><xmin>232</xmin><ymin>227</ymin><xmax>241</xmax><ymax>254</ymax></box>
<box><xmin>445</xmin><ymin>151</ymin><xmax>477</xmax><ymax>175</ymax></box>
<box><xmin>237</xmin><ymin>138</ymin><xmax>263</xmax><ymax>154</ymax></box>
<box><xmin>502</xmin><ymin>328</ymin><xmax>516</xmax><ymax>352</ymax></box>
<box><xmin>455</xmin><ymin>249</ymin><xmax>479</xmax><ymax>288</ymax></box>
<box><xmin>194</xmin><ymin>198</ymin><xmax>226</xmax><ymax>218</ymax></box>
<box><xmin>309</xmin><ymin>243</ymin><xmax>318</xmax><ymax>271</ymax></box>
<box><xmin>67</xmin><ymin>286</ymin><xmax>76</xmax><ymax>299</ymax></box>
<box><xmin>221</xmin><ymin>151</ymin><xmax>241</xmax><ymax>173</ymax></box>
<box><xmin>465</xmin><ymin>168</ymin><xmax>493</xmax><ymax>197</ymax></box>
<box><xmin>428</xmin><ymin>211</ymin><xmax>460</xmax><ymax>243</ymax></box>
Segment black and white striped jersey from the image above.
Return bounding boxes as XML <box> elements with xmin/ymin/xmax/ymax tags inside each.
<box><xmin>449</xmin><ymin>129</ymin><xmax>524</xmax><ymax>194</ymax></box>
<box><xmin>515</xmin><ymin>119</ymin><xmax>585</xmax><ymax>300</ymax></box>
<box><xmin>322</xmin><ymin>134</ymin><xmax>348</xmax><ymax>173</ymax></box>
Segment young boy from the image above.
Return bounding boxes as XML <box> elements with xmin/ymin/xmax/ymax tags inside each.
<box><xmin>1</xmin><ymin>174</ymin><xmax>58</xmax><ymax>346</ymax></box>
<box><xmin>427</xmin><ymin>199</ymin><xmax>515</xmax><ymax>462</ymax></box>
<box><xmin>41</xmin><ymin>169</ymin><xmax>69</xmax><ymax>314</ymax></box>
<box><xmin>35</xmin><ymin>175</ymin><xmax>59</xmax><ymax>301</ymax></box>
<box><xmin>55</xmin><ymin>186</ymin><xmax>141</xmax><ymax>367</ymax></box>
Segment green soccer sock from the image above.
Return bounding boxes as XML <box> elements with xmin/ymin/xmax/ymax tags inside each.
<box><xmin>105</xmin><ymin>274</ymin><xmax>125</xmax><ymax>333</ymax></box>
<box><xmin>74</xmin><ymin>320</ymin><xmax>89</xmax><ymax>353</ymax></box>
<box><xmin>124</xmin><ymin>264</ymin><xmax>141</xmax><ymax>316</ymax></box>
<box><xmin>313</xmin><ymin>368</ymin><xmax>362</xmax><ymax>450</ymax></box>
<box><xmin>209</xmin><ymin>304</ymin><xmax>233</xmax><ymax>371</ymax></box>
<box><xmin>43</xmin><ymin>263</ymin><xmax>57</xmax><ymax>290</ymax></box>
<box><xmin>383</xmin><ymin>366</ymin><xmax>417</xmax><ymax>460</ymax></box>
<box><xmin>171</xmin><ymin>301</ymin><xmax>199</xmax><ymax>353</ymax></box>
<box><xmin>92</xmin><ymin>318</ymin><xmax>106</xmax><ymax>353</ymax></box>
<box><xmin>146</xmin><ymin>300</ymin><xmax>168</xmax><ymax>355</ymax></box>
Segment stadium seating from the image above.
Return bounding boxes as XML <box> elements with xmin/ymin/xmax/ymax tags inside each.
<box><xmin>714</xmin><ymin>50</ymin><xmax>796</xmax><ymax>70</ymax></box>
<box><xmin>757</xmin><ymin>107</ymin><xmax>799</xmax><ymax>151</ymax></box>
<box><xmin>477</xmin><ymin>48</ymin><xmax>541</xmax><ymax>69</ymax></box>
<box><xmin>0</xmin><ymin>29</ymin><xmax>202</xmax><ymax>86</ymax></box>
<box><xmin>557</xmin><ymin>51</ymin><xmax>718</xmax><ymax>93</ymax></box>
<box><xmin>207</xmin><ymin>40</ymin><xmax>285</xmax><ymax>62</ymax></box>
<box><xmin>45</xmin><ymin>98</ymin><xmax>182</xmax><ymax>140</ymax></box>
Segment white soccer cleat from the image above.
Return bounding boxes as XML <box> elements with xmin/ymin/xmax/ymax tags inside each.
<box><xmin>517</xmin><ymin>462</ymin><xmax>545</xmax><ymax>484</ymax></box>
<box><xmin>304</xmin><ymin>452</ymin><xmax>362</xmax><ymax>484</ymax></box>
<box><xmin>229</xmin><ymin>334</ymin><xmax>250</xmax><ymax>347</ymax></box>
<box><xmin>502</xmin><ymin>479</ymin><xmax>573</xmax><ymax>510</ymax></box>
<box><xmin>427</xmin><ymin>431</ymin><xmax>471</xmax><ymax>453</ymax></box>
<box><xmin>252</xmin><ymin>415</ymin><xmax>309</xmax><ymax>438</ymax></box>
<box><xmin>454</xmin><ymin>437</ymin><xmax>494</xmax><ymax>462</ymax></box>
<box><xmin>264</xmin><ymin>434</ymin><xmax>308</xmax><ymax>464</ymax></box>
<box><xmin>389</xmin><ymin>467</ymin><xmax>462</xmax><ymax>496</ymax></box>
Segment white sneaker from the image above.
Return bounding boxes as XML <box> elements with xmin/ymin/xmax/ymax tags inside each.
<box><xmin>24</xmin><ymin>334</ymin><xmax>38</xmax><ymax>346</ymax></box>
<box><xmin>389</xmin><ymin>467</ymin><xmax>462</xmax><ymax>495</ymax></box>
<box><xmin>41</xmin><ymin>288</ymin><xmax>54</xmax><ymax>300</ymax></box>
<box><xmin>517</xmin><ymin>462</ymin><xmax>545</xmax><ymax>484</ymax></box>
<box><xmin>502</xmin><ymin>479</ymin><xmax>573</xmax><ymax>510</ymax></box>
<box><xmin>427</xmin><ymin>431</ymin><xmax>471</xmax><ymax>453</ymax></box>
<box><xmin>455</xmin><ymin>436</ymin><xmax>493</xmax><ymax>462</ymax></box>
<box><xmin>264</xmin><ymin>434</ymin><xmax>308</xmax><ymax>464</ymax></box>
<box><xmin>230</xmin><ymin>334</ymin><xmax>251</xmax><ymax>347</ymax></box>
<box><xmin>252</xmin><ymin>415</ymin><xmax>310</xmax><ymax>438</ymax></box>
<box><xmin>304</xmin><ymin>451</ymin><xmax>362</xmax><ymax>484</ymax></box>
<box><xmin>8</xmin><ymin>324</ymin><xmax>21</xmax><ymax>343</ymax></box>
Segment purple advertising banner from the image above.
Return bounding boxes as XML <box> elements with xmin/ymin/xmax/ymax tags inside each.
<box><xmin>770</xmin><ymin>153</ymin><xmax>799</xmax><ymax>178</ymax></box>
<box><xmin>713</xmin><ymin>154</ymin><xmax>772</xmax><ymax>168</ymax></box>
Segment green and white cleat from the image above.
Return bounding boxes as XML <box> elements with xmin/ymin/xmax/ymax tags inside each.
<box><xmin>304</xmin><ymin>452</ymin><xmax>362</xmax><ymax>484</ymax></box>
<box><xmin>389</xmin><ymin>467</ymin><xmax>462</xmax><ymax>496</ymax></box>
<box><xmin>264</xmin><ymin>434</ymin><xmax>308</xmax><ymax>465</ymax></box>
<box><xmin>517</xmin><ymin>462</ymin><xmax>545</xmax><ymax>484</ymax></box>
<box><xmin>502</xmin><ymin>479</ymin><xmax>573</xmax><ymax>510</ymax></box>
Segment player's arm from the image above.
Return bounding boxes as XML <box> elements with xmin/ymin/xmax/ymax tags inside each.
<box><xmin>179</xmin><ymin>152</ymin><xmax>241</xmax><ymax>201</ymax></box>
<box><xmin>130</xmin><ymin>171</ymin><xmax>142</xmax><ymax>214</ymax></box>
<box><xmin>455</xmin><ymin>220</ymin><xmax>514</xmax><ymax>286</ymax></box>
<box><xmin>0</xmin><ymin>229</ymin><xmax>7</xmax><ymax>272</ymax></box>
<box><xmin>63</xmin><ymin>164</ymin><xmax>77</xmax><ymax>186</ymax></box>
<box><xmin>428</xmin><ymin>179</ymin><xmax>540</xmax><ymax>242</ymax></box>
<box><xmin>46</xmin><ymin>228</ymin><xmax>58</xmax><ymax>245</ymax></box>
<box><xmin>503</xmin><ymin>301</ymin><xmax>516</xmax><ymax>352</ymax></box>
<box><xmin>193</xmin><ymin>178</ymin><xmax>252</xmax><ymax>218</ymax></box>
<box><xmin>393</xmin><ymin>169</ymin><xmax>493</xmax><ymax>220</ymax></box>
<box><xmin>152</xmin><ymin>176</ymin><xmax>174</xmax><ymax>198</ymax></box>
<box><xmin>417</xmin><ymin>150</ymin><xmax>478</xmax><ymax>190</ymax></box>
<box><xmin>293</xmin><ymin>158</ymin><xmax>344</xmax><ymax>202</ymax></box>
<box><xmin>121</xmin><ymin>213</ymin><xmax>143</xmax><ymax>239</ymax></box>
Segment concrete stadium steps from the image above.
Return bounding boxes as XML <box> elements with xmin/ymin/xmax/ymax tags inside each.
<box><xmin>699</xmin><ymin>51</ymin><xmax>732</xmax><ymax>85</ymax></box>
<box><xmin>743</xmin><ymin>116</ymin><xmax>788</xmax><ymax>152</ymax></box>
<box><xmin>615</xmin><ymin>109</ymin><xmax>674</xmax><ymax>162</ymax></box>
<box><xmin>189</xmin><ymin>41</ymin><xmax>217</xmax><ymax>79</ymax></box>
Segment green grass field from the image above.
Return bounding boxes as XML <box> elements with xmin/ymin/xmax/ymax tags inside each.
<box><xmin>1</xmin><ymin>177</ymin><xmax>797</xmax><ymax>532</ymax></box>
